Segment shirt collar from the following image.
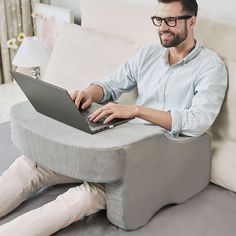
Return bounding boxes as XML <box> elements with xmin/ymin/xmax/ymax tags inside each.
<box><xmin>162</xmin><ymin>41</ymin><xmax>202</xmax><ymax>66</ymax></box>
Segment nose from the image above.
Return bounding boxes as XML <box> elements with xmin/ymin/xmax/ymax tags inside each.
<box><xmin>159</xmin><ymin>20</ymin><xmax>169</xmax><ymax>31</ymax></box>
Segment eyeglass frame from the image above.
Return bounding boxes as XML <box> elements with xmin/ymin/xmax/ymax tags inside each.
<box><xmin>151</xmin><ymin>15</ymin><xmax>193</xmax><ymax>27</ymax></box>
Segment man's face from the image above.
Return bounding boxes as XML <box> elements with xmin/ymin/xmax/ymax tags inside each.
<box><xmin>155</xmin><ymin>2</ymin><xmax>192</xmax><ymax>48</ymax></box>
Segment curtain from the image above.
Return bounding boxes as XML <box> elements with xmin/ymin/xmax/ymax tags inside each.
<box><xmin>0</xmin><ymin>0</ymin><xmax>50</xmax><ymax>84</ymax></box>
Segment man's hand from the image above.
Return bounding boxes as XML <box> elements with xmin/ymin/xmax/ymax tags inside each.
<box><xmin>70</xmin><ymin>90</ymin><xmax>92</xmax><ymax>110</ymax></box>
<box><xmin>88</xmin><ymin>102</ymin><xmax>138</xmax><ymax>124</ymax></box>
<box><xmin>70</xmin><ymin>85</ymin><xmax>104</xmax><ymax>109</ymax></box>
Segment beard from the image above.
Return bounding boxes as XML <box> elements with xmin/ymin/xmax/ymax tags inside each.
<box><xmin>159</xmin><ymin>22</ymin><xmax>188</xmax><ymax>48</ymax></box>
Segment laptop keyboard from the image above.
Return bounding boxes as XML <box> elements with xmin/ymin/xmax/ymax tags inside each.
<box><xmin>81</xmin><ymin>110</ymin><xmax>106</xmax><ymax>128</ymax></box>
<box><xmin>81</xmin><ymin>109</ymin><xmax>125</xmax><ymax>128</ymax></box>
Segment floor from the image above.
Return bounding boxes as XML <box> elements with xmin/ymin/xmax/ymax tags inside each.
<box><xmin>0</xmin><ymin>82</ymin><xmax>26</xmax><ymax>124</ymax></box>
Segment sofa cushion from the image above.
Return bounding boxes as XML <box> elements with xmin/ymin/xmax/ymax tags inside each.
<box><xmin>44</xmin><ymin>23</ymin><xmax>139</xmax><ymax>104</ymax></box>
<box><xmin>195</xmin><ymin>18</ymin><xmax>236</xmax><ymax>61</ymax></box>
<box><xmin>80</xmin><ymin>0</ymin><xmax>158</xmax><ymax>45</ymax></box>
<box><xmin>210</xmin><ymin>59</ymin><xmax>236</xmax><ymax>191</ymax></box>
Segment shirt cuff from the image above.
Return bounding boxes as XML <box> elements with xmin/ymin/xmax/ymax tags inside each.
<box><xmin>169</xmin><ymin>109</ymin><xmax>182</xmax><ymax>137</ymax></box>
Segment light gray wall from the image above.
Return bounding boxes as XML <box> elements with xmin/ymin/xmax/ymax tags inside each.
<box><xmin>51</xmin><ymin>0</ymin><xmax>236</xmax><ymax>23</ymax></box>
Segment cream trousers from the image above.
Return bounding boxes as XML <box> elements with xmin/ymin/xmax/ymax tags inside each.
<box><xmin>0</xmin><ymin>155</ymin><xmax>106</xmax><ymax>236</ymax></box>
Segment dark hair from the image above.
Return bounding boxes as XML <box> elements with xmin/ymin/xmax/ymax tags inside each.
<box><xmin>157</xmin><ymin>0</ymin><xmax>198</xmax><ymax>16</ymax></box>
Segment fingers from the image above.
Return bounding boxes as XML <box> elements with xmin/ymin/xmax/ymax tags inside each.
<box><xmin>88</xmin><ymin>107</ymin><xmax>108</xmax><ymax>121</ymax></box>
<box><xmin>81</xmin><ymin>98</ymin><xmax>92</xmax><ymax>110</ymax></box>
<box><xmin>70</xmin><ymin>90</ymin><xmax>92</xmax><ymax>109</ymax></box>
<box><xmin>75</xmin><ymin>91</ymin><xmax>85</xmax><ymax>108</ymax></box>
<box><xmin>92</xmin><ymin>110</ymin><xmax>111</xmax><ymax>122</ymax></box>
<box><xmin>89</xmin><ymin>103</ymin><xmax>116</xmax><ymax>124</ymax></box>
<box><xmin>70</xmin><ymin>91</ymin><xmax>77</xmax><ymax>101</ymax></box>
<box><xmin>103</xmin><ymin>114</ymin><xmax>116</xmax><ymax>124</ymax></box>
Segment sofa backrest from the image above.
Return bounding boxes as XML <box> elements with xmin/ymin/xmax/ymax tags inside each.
<box><xmin>44</xmin><ymin>0</ymin><xmax>236</xmax><ymax>192</ymax></box>
<box><xmin>80</xmin><ymin>0</ymin><xmax>158</xmax><ymax>45</ymax></box>
<box><xmin>195</xmin><ymin>17</ymin><xmax>236</xmax><ymax>61</ymax></box>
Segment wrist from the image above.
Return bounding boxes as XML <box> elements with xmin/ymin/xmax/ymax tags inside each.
<box><xmin>133</xmin><ymin>105</ymin><xmax>141</xmax><ymax>118</ymax></box>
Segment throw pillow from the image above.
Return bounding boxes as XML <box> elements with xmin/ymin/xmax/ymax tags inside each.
<box><xmin>210</xmin><ymin>59</ymin><xmax>236</xmax><ymax>191</ymax></box>
<box><xmin>44</xmin><ymin>23</ymin><xmax>140</xmax><ymax>104</ymax></box>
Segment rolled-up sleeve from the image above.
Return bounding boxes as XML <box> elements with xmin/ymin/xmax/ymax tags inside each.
<box><xmin>94</xmin><ymin>60</ymin><xmax>138</xmax><ymax>103</ymax></box>
<box><xmin>170</xmin><ymin>61</ymin><xmax>228</xmax><ymax>137</ymax></box>
<box><xmin>93</xmin><ymin>46</ymin><xmax>154</xmax><ymax>103</ymax></box>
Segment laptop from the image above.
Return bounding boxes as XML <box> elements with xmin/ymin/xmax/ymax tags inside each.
<box><xmin>11</xmin><ymin>71</ymin><xmax>130</xmax><ymax>134</ymax></box>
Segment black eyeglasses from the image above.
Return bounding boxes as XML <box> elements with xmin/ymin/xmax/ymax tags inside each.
<box><xmin>151</xmin><ymin>15</ymin><xmax>193</xmax><ymax>27</ymax></box>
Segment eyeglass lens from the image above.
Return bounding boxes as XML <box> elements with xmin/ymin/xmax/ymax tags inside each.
<box><xmin>154</xmin><ymin>17</ymin><xmax>177</xmax><ymax>27</ymax></box>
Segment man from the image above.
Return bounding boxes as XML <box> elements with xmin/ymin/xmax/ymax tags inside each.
<box><xmin>71</xmin><ymin>0</ymin><xmax>227</xmax><ymax>138</ymax></box>
<box><xmin>0</xmin><ymin>0</ymin><xmax>227</xmax><ymax>235</ymax></box>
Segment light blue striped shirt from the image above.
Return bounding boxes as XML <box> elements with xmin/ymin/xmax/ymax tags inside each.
<box><xmin>95</xmin><ymin>42</ymin><xmax>227</xmax><ymax>137</ymax></box>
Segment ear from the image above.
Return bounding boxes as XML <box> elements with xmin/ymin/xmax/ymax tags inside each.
<box><xmin>189</xmin><ymin>16</ymin><xmax>197</xmax><ymax>28</ymax></box>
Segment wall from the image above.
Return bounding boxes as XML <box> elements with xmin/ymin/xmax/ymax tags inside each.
<box><xmin>51</xmin><ymin>0</ymin><xmax>236</xmax><ymax>23</ymax></box>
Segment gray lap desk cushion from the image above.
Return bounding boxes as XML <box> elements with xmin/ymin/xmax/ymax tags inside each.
<box><xmin>10</xmin><ymin>102</ymin><xmax>211</xmax><ymax>230</ymax></box>
<box><xmin>2</xmin><ymin>122</ymin><xmax>236</xmax><ymax>236</ymax></box>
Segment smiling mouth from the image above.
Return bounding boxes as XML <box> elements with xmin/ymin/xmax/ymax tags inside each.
<box><xmin>160</xmin><ymin>32</ymin><xmax>174</xmax><ymax>39</ymax></box>
<box><xmin>161</xmin><ymin>34</ymin><xmax>175</xmax><ymax>42</ymax></box>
